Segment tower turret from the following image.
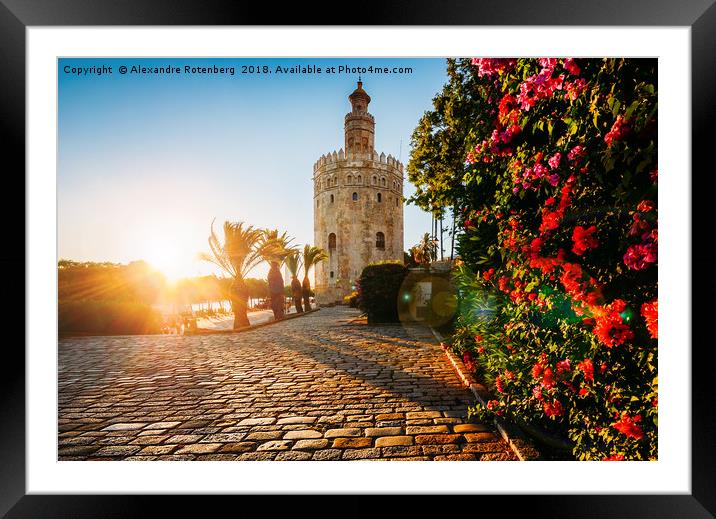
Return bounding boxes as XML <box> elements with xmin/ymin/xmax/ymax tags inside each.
<box><xmin>345</xmin><ymin>81</ymin><xmax>375</xmax><ymax>156</ymax></box>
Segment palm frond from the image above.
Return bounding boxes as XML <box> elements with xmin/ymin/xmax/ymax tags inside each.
<box><xmin>302</xmin><ymin>244</ymin><xmax>328</xmax><ymax>276</ymax></box>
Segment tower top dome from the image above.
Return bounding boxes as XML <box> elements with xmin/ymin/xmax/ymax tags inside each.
<box><xmin>348</xmin><ymin>80</ymin><xmax>371</xmax><ymax>111</ymax></box>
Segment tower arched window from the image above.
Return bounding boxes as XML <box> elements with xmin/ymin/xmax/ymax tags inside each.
<box><xmin>352</xmin><ymin>192</ymin><xmax>358</xmax><ymax>201</ymax></box>
<box><xmin>347</xmin><ymin>174</ymin><xmax>352</xmax><ymax>184</ymax></box>
<box><xmin>377</xmin><ymin>193</ymin><xmax>382</xmax><ymax>203</ymax></box>
<box><xmin>328</xmin><ymin>233</ymin><xmax>336</xmax><ymax>251</ymax></box>
<box><xmin>372</xmin><ymin>176</ymin><xmax>377</xmax><ymax>185</ymax></box>
<box><xmin>357</xmin><ymin>175</ymin><xmax>362</xmax><ymax>184</ymax></box>
<box><xmin>396</xmin><ymin>197</ymin><xmax>399</xmax><ymax>207</ymax></box>
<box><xmin>393</xmin><ymin>181</ymin><xmax>397</xmax><ymax>190</ymax></box>
<box><xmin>330</xmin><ymin>194</ymin><xmax>334</xmax><ymax>203</ymax></box>
<box><xmin>381</xmin><ymin>177</ymin><xmax>386</xmax><ymax>187</ymax></box>
<box><xmin>376</xmin><ymin>232</ymin><xmax>385</xmax><ymax>250</ymax></box>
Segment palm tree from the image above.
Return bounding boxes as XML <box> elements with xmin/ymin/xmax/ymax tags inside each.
<box><xmin>301</xmin><ymin>245</ymin><xmax>328</xmax><ymax>311</ymax></box>
<box><xmin>285</xmin><ymin>250</ymin><xmax>304</xmax><ymax>313</ymax></box>
<box><xmin>259</xmin><ymin>229</ymin><xmax>295</xmax><ymax>320</ymax></box>
<box><xmin>411</xmin><ymin>232</ymin><xmax>438</xmax><ymax>269</ymax></box>
<box><xmin>199</xmin><ymin>220</ymin><xmax>266</xmax><ymax>329</ymax></box>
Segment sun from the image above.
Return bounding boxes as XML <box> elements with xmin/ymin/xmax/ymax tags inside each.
<box><xmin>143</xmin><ymin>244</ymin><xmax>190</xmax><ymax>283</ymax></box>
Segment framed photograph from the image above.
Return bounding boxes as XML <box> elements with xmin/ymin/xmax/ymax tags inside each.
<box><xmin>4</xmin><ymin>0</ymin><xmax>713</xmax><ymax>516</ymax></box>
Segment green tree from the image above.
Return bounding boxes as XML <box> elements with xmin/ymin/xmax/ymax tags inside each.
<box><xmin>285</xmin><ymin>250</ymin><xmax>304</xmax><ymax>313</ymax></box>
<box><xmin>301</xmin><ymin>245</ymin><xmax>328</xmax><ymax>311</ymax></box>
<box><xmin>199</xmin><ymin>220</ymin><xmax>266</xmax><ymax>329</ymax></box>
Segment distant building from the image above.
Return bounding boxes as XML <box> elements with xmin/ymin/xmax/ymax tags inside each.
<box><xmin>313</xmin><ymin>81</ymin><xmax>404</xmax><ymax>303</ymax></box>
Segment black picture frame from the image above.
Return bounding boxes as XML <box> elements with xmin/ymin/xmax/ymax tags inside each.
<box><xmin>2</xmin><ymin>0</ymin><xmax>713</xmax><ymax>516</ymax></box>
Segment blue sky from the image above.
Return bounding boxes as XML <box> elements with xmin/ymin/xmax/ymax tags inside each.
<box><xmin>58</xmin><ymin>57</ymin><xmax>449</xmax><ymax>279</ymax></box>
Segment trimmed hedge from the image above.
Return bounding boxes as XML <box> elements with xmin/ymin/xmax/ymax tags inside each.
<box><xmin>356</xmin><ymin>263</ymin><xmax>408</xmax><ymax>324</ymax></box>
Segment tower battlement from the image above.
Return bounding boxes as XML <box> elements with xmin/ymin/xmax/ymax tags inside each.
<box><xmin>313</xmin><ymin>150</ymin><xmax>404</xmax><ymax>175</ymax></box>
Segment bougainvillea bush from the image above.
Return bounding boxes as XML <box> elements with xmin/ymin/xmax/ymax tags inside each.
<box><xmin>411</xmin><ymin>58</ymin><xmax>657</xmax><ymax>460</ymax></box>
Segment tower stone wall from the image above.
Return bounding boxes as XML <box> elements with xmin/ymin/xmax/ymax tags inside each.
<box><xmin>313</xmin><ymin>82</ymin><xmax>404</xmax><ymax>304</ymax></box>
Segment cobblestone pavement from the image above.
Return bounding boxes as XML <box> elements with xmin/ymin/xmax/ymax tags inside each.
<box><xmin>58</xmin><ymin>307</ymin><xmax>517</xmax><ymax>461</ymax></box>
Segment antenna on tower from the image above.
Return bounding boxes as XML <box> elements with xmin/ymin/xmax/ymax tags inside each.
<box><xmin>358</xmin><ymin>74</ymin><xmax>362</xmax><ymax>83</ymax></box>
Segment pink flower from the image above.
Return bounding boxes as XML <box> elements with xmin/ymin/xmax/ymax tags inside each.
<box><xmin>567</xmin><ymin>145</ymin><xmax>586</xmax><ymax>162</ymax></box>
<box><xmin>471</xmin><ymin>58</ymin><xmax>517</xmax><ymax>77</ymax></box>
<box><xmin>548</xmin><ymin>153</ymin><xmax>561</xmax><ymax>170</ymax></box>
<box><xmin>604</xmin><ymin>115</ymin><xmax>631</xmax><ymax>147</ymax></box>
<box><xmin>563</xmin><ymin>58</ymin><xmax>581</xmax><ymax>76</ymax></box>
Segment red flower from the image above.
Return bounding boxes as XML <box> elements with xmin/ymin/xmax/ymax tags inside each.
<box><xmin>541</xmin><ymin>367</ymin><xmax>556</xmax><ymax>389</ymax></box>
<box><xmin>637</xmin><ymin>200</ymin><xmax>655</xmax><ymax>213</ymax></box>
<box><xmin>604</xmin><ymin>115</ymin><xmax>631</xmax><ymax>147</ymax></box>
<box><xmin>563</xmin><ymin>58</ymin><xmax>581</xmax><ymax>76</ymax></box>
<box><xmin>495</xmin><ymin>375</ymin><xmax>505</xmax><ymax>393</ymax></box>
<box><xmin>641</xmin><ymin>299</ymin><xmax>658</xmax><ymax>339</ymax></box>
<box><xmin>532</xmin><ymin>363</ymin><xmax>544</xmax><ymax>379</ymax></box>
<box><xmin>556</xmin><ymin>359</ymin><xmax>571</xmax><ymax>374</ymax></box>
<box><xmin>482</xmin><ymin>268</ymin><xmax>495</xmax><ymax>281</ymax></box>
<box><xmin>543</xmin><ymin>399</ymin><xmax>564</xmax><ymax>418</ymax></box>
<box><xmin>486</xmin><ymin>399</ymin><xmax>500</xmax><ymax>411</ymax></box>
<box><xmin>577</xmin><ymin>358</ymin><xmax>594</xmax><ymax>382</ymax></box>
<box><xmin>604</xmin><ymin>454</ymin><xmax>626</xmax><ymax>461</ymax></box>
<box><xmin>612</xmin><ymin>413</ymin><xmax>645</xmax><ymax>440</ymax></box>
<box><xmin>593</xmin><ymin>299</ymin><xmax>635</xmax><ymax>348</ymax></box>
<box><xmin>572</xmin><ymin>225</ymin><xmax>600</xmax><ymax>256</ymax></box>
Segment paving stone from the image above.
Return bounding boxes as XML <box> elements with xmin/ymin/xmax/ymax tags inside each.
<box><xmin>364</xmin><ymin>427</ymin><xmax>403</xmax><ymax>437</ymax></box>
<box><xmin>195</xmin><ymin>454</ymin><xmax>241</xmax><ymax>461</ymax></box>
<box><xmin>58</xmin><ymin>445</ymin><xmax>99</xmax><ymax>456</ymax></box>
<box><xmin>375</xmin><ymin>413</ymin><xmax>403</xmax><ymax>421</ymax></box>
<box><xmin>293</xmin><ymin>439</ymin><xmax>330</xmax><ymax>450</ymax></box>
<box><xmin>101</xmin><ymin>423</ymin><xmax>147</xmax><ymax>432</ymax></box>
<box><xmin>414</xmin><ymin>434</ymin><xmax>463</xmax><ymax>445</ymax></box>
<box><xmin>421</xmin><ymin>444</ymin><xmax>461</xmax><ymax>455</ymax></box>
<box><xmin>144</xmin><ymin>421</ymin><xmax>182</xmax><ymax>430</ymax></box>
<box><xmin>276</xmin><ymin>416</ymin><xmax>317</xmax><ymax>425</ymax></box>
<box><xmin>405</xmin><ymin>425</ymin><xmax>451</xmax><ymax>435</ymax></box>
<box><xmin>375</xmin><ymin>436</ymin><xmax>413</xmax><ymax>448</ymax></box>
<box><xmin>138</xmin><ymin>445</ymin><xmax>178</xmax><ymax>455</ymax></box>
<box><xmin>283</xmin><ymin>430</ymin><xmax>323</xmax><ymax>440</ymax></box>
<box><xmin>93</xmin><ymin>446</ymin><xmax>141</xmax><ymax>457</ymax></box>
<box><xmin>406</xmin><ymin>411</ymin><xmax>443</xmax><ymax>420</ymax></box>
<box><xmin>479</xmin><ymin>452</ymin><xmax>516</xmax><ymax>461</ymax></box>
<box><xmin>175</xmin><ymin>443</ymin><xmax>223</xmax><ymax>455</ymax></box>
<box><xmin>238</xmin><ymin>417</ymin><xmax>276</xmax><ymax>426</ymax></box>
<box><xmin>434</xmin><ymin>454</ymin><xmax>477</xmax><ymax>461</ymax></box>
<box><xmin>453</xmin><ymin>424</ymin><xmax>491</xmax><ymax>433</ymax></box>
<box><xmin>218</xmin><ymin>442</ymin><xmax>256</xmax><ymax>454</ymax></box>
<box><xmin>341</xmin><ymin>448</ymin><xmax>381</xmax><ymax>460</ymax></box>
<box><xmin>165</xmin><ymin>434</ymin><xmax>204</xmax><ymax>444</ymax></box>
<box><xmin>275</xmin><ymin>451</ymin><xmax>313</xmax><ymax>461</ymax></box>
<box><xmin>380</xmin><ymin>446</ymin><xmax>423</xmax><ymax>458</ymax></box>
<box><xmin>464</xmin><ymin>432</ymin><xmax>499</xmax><ymax>443</ymax></box>
<box><xmin>332</xmin><ymin>437</ymin><xmax>373</xmax><ymax>449</ymax></box>
<box><xmin>256</xmin><ymin>440</ymin><xmax>292</xmax><ymax>452</ymax></box>
<box><xmin>238</xmin><ymin>452</ymin><xmax>277</xmax><ymax>461</ymax></box>
<box><xmin>312</xmin><ymin>449</ymin><xmax>342</xmax><ymax>461</ymax></box>
<box><xmin>200</xmin><ymin>433</ymin><xmax>247</xmax><ymax>443</ymax></box>
<box><xmin>245</xmin><ymin>431</ymin><xmax>283</xmax><ymax>441</ymax></box>
<box><xmin>324</xmin><ymin>428</ymin><xmax>362</xmax><ymax>438</ymax></box>
<box><xmin>461</xmin><ymin>442</ymin><xmax>508</xmax><ymax>454</ymax></box>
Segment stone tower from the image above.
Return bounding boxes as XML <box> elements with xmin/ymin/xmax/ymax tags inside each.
<box><xmin>313</xmin><ymin>81</ymin><xmax>404</xmax><ymax>304</ymax></box>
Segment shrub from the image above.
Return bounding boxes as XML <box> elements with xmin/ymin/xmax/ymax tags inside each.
<box><xmin>343</xmin><ymin>291</ymin><xmax>360</xmax><ymax>308</ymax></box>
<box><xmin>409</xmin><ymin>58</ymin><xmax>657</xmax><ymax>460</ymax></box>
<box><xmin>58</xmin><ymin>300</ymin><xmax>163</xmax><ymax>335</ymax></box>
<box><xmin>356</xmin><ymin>263</ymin><xmax>408</xmax><ymax>323</ymax></box>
